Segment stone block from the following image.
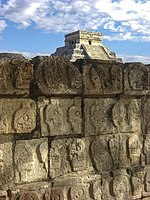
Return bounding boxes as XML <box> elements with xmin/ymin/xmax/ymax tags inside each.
<box><xmin>90</xmin><ymin>134</ymin><xmax>142</xmax><ymax>172</ymax></box>
<box><xmin>38</xmin><ymin>97</ymin><xmax>81</xmax><ymax>136</ymax></box>
<box><xmin>80</xmin><ymin>60</ymin><xmax>123</xmax><ymax>95</ymax></box>
<box><xmin>33</xmin><ymin>56</ymin><xmax>82</xmax><ymax>95</ymax></box>
<box><xmin>0</xmin><ymin>59</ymin><xmax>33</xmax><ymax>95</ymax></box>
<box><xmin>0</xmin><ymin>142</ymin><xmax>13</xmax><ymax>189</ymax></box>
<box><xmin>50</xmin><ymin>138</ymin><xmax>88</xmax><ymax>179</ymax></box>
<box><xmin>0</xmin><ymin>99</ymin><xmax>36</xmax><ymax>134</ymax></box>
<box><xmin>130</xmin><ymin>169</ymin><xmax>144</xmax><ymax>199</ymax></box>
<box><xmin>143</xmin><ymin>166</ymin><xmax>150</xmax><ymax>197</ymax></box>
<box><xmin>84</xmin><ymin>98</ymin><xmax>116</xmax><ymax>136</ymax></box>
<box><xmin>84</xmin><ymin>98</ymin><xmax>141</xmax><ymax>136</ymax></box>
<box><xmin>14</xmin><ymin>138</ymin><xmax>48</xmax><ymax>183</ymax></box>
<box><xmin>124</xmin><ymin>63</ymin><xmax>150</xmax><ymax>95</ymax></box>
<box><xmin>51</xmin><ymin>188</ymin><xmax>64</xmax><ymax>200</ymax></box>
<box><xmin>68</xmin><ymin>184</ymin><xmax>92</xmax><ymax>200</ymax></box>
<box><xmin>112</xmin><ymin>170</ymin><xmax>131</xmax><ymax>200</ymax></box>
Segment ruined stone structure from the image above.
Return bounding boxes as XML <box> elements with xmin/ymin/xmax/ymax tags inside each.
<box><xmin>0</xmin><ymin>53</ymin><xmax>150</xmax><ymax>200</ymax></box>
<box><xmin>52</xmin><ymin>30</ymin><xmax>122</xmax><ymax>62</ymax></box>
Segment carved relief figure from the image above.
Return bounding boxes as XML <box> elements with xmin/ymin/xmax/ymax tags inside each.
<box><xmin>145</xmin><ymin>170</ymin><xmax>150</xmax><ymax>192</ymax></box>
<box><xmin>91</xmin><ymin>137</ymin><xmax>113</xmax><ymax>172</ymax></box>
<box><xmin>109</xmin><ymin>137</ymin><xmax>119</xmax><ymax>167</ymax></box>
<box><xmin>68</xmin><ymin>139</ymin><xmax>86</xmax><ymax>172</ymax></box>
<box><xmin>50</xmin><ymin>140</ymin><xmax>71</xmax><ymax>178</ymax></box>
<box><xmin>51</xmin><ymin>188</ymin><xmax>64</xmax><ymax>200</ymax></box>
<box><xmin>69</xmin><ymin>185</ymin><xmax>90</xmax><ymax>200</ymax></box>
<box><xmin>14</xmin><ymin>60</ymin><xmax>33</xmax><ymax>89</ymax></box>
<box><xmin>89</xmin><ymin>66</ymin><xmax>102</xmax><ymax>93</ymax></box>
<box><xmin>128</xmin><ymin>135</ymin><xmax>142</xmax><ymax>166</ymax></box>
<box><xmin>144</xmin><ymin>136</ymin><xmax>150</xmax><ymax>165</ymax></box>
<box><xmin>92</xmin><ymin>179</ymin><xmax>102</xmax><ymax>200</ymax></box>
<box><xmin>129</xmin><ymin>68</ymin><xmax>148</xmax><ymax>91</ymax></box>
<box><xmin>113</xmin><ymin>171</ymin><xmax>130</xmax><ymax>200</ymax></box>
<box><xmin>131</xmin><ymin>171</ymin><xmax>143</xmax><ymax>199</ymax></box>
<box><xmin>15</xmin><ymin>142</ymin><xmax>34</xmax><ymax>182</ymax></box>
<box><xmin>128</xmin><ymin>100</ymin><xmax>141</xmax><ymax>133</ymax></box>
<box><xmin>112</xmin><ymin>100</ymin><xmax>140</xmax><ymax>133</ymax></box>
<box><xmin>90</xmin><ymin>102</ymin><xmax>113</xmax><ymax>135</ymax></box>
<box><xmin>44</xmin><ymin>100</ymin><xmax>64</xmax><ymax>135</ymax></box>
<box><xmin>68</xmin><ymin>100</ymin><xmax>81</xmax><ymax>134</ymax></box>
<box><xmin>13</xmin><ymin>103</ymin><xmax>35</xmax><ymax>133</ymax></box>
<box><xmin>19</xmin><ymin>192</ymin><xmax>39</xmax><ymax>200</ymax></box>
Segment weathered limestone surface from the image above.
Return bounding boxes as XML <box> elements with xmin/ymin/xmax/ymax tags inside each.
<box><xmin>0</xmin><ymin>58</ymin><xmax>33</xmax><ymax>95</ymax></box>
<box><xmin>75</xmin><ymin>59</ymin><xmax>123</xmax><ymax>95</ymax></box>
<box><xmin>0</xmin><ymin>54</ymin><xmax>149</xmax><ymax>199</ymax></box>
<box><xmin>0</xmin><ymin>99</ymin><xmax>36</xmax><ymax>134</ymax></box>
<box><xmin>38</xmin><ymin>97</ymin><xmax>82</xmax><ymax>136</ymax></box>
<box><xmin>33</xmin><ymin>56</ymin><xmax>82</xmax><ymax>95</ymax></box>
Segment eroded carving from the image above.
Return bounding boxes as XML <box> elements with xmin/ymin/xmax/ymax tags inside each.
<box><xmin>144</xmin><ymin>135</ymin><xmax>150</xmax><ymax>165</ymax></box>
<box><xmin>84</xmin><ymin>98</ymin><xmax>116</xmax><ymax>136</ymax></box>
<box><xmin>33</xmin><ymin>56</ymin><xmax>82</xmax><ymax>95</ymax></box>
<box><xmin>124</xmin><ymin>63</ymin><xmax>149</xmax><ymax>95</ymax></box>
<box><xmin>15</xmin><ymin>139</ymin><xmax>48</xmax><ymax>183</ymax></box>
<box><xmin>0</xmin><ymin>143</ymin><xmax>13</xmax><ymax>187</ymax></box>
<box><xmin>69</xmin><ymin>184</ymin><xmax>90</xmax><ymax>200</ymax></box>
<box><xmin>19</xmin><ymin>192</ymin><xmax>39</xmax><ymax>200</ymax></box>
<box><xmin>39</xmin><ymin>97</ymin><xmax>81</xmax><ymax>136</ymax></box>
<box><xmin>113</xmin><ymin>170</ymin><xmax>131</xmax><ymax>200</ymax></box>
<box><xmin>131</xmin><ymin>170</ymin><xmax>144</xmax><ymax>199</ymax></box>
<box><xmin>13</xmin><ymin>102</ymin><xmax>36</xmax><ymax>133</ymax></box>
<box><xmin>0</xmin><ymin>59</ymin><xmax>33</xmax><ymax>94</ymax></box>
<box><xmin>143</xmin><ymin>98</ymin><xmax>150</xmax><ymax>134</ymax></box>
<box><xmin>128</xmin><ymin>135</ymin><xmax>142</xmax><ymax>167</ymax></box>
<box><xmin>51</xmin><ymin>188</ymin><xmax>64</xmax><ymax>200</ymax></box>
<box><xmin>0</xmin><ymin>99</ymin><xmax>36</xmax><ymax>134</ymax></box>
<box><xmin>112</xmin><ymin>99</ymin><xmax>141</xmax><ymax>133</ymax></box>
<box><xmin>83</xmin><ymin>60</ymin><xmax>123</xmax><ymax>95</ymax></box>
<box><xmin>50</xmin><ymin>139</ymin><xmax>71</xmax><ymax>179</ymax></box>
<box><xmin>68</xmin><ymin>139</ymin><xmax>87</xmax><ymax>172</ymax></box>
<box><xmin>91</xmin><ymin>137</ymin><xmax>113</xmax><ymax>172</ymax></box>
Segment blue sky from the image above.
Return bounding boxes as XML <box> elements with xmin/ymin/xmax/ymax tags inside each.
<box><xmin>0</xmin><ymin>0</ymin><xmax>150</xmax><ymax>63</ymax></box>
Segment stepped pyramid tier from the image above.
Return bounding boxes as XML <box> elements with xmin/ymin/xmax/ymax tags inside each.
<box><xmin>52</xmin><ymin>30</ymin><xmax>122</xmax><ymax>62</ymax></box>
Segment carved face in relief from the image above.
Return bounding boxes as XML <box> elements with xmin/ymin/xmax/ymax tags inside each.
<box><xmin>129</xmin><ymin>68</ymin><xmax>147</xmax><ymax>91</ymax></box>
<box><xmin>128</xmin><ymin>135</ymin><xmax>141</xmax><ymax>157</ymax></box>
<box><xmin>69</xmin><ymin>139</ymin><xmax>86</xmax><ymax>171</ymax></box>
<box><xmin>15</xmin><ymin>142</ymin><xmax>34</xmax><ymax>182</ymax></box>
<box><xmin>14</xmin><ymin>103</ymin><xmax>35</xmax><ymax>133</ymax></box>
<box><xmin>69</xmin><ymin>185</ymin><xmax>88</xmax><ymax>200</ymax></box>
<box><xmin>113</xmin><ymin>175</ymin><xmax>129</xmax><ymax>198</ymax></box>
<box><xmin>45</xmin><ymin>101</ymin><xmax>63</xmax><ymax>134</ymax></box>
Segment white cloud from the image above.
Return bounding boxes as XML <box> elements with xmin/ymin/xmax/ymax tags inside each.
<box><xmin>0</xmin><ymin>20</ymin><xmax>7</xmax><ymax>33</ymax></box>
<box><xmin>0</xmin><ymin>50</ymin><xmax>50</xmax><ymax>58</ymax></box>
<box><xmin>120</xmin><ymin>54</ymin><xmax>150</xmax><ymax>64</ymax></box>
<box><xmin>0</xmin><ymin>0</ymin><xmax>150</xmax><ymax>41</ymax></box>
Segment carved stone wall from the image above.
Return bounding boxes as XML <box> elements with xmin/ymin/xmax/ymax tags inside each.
<box><xmin>0</xmin><ymin>54</ymin><xmax>150</xmax><ymax>200</ymax></box>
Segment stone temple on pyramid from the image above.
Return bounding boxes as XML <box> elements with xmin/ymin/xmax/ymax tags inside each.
<box><xmin>52</xmin><ymin>30</ymin><xmax>122</xmax><ymax>62</ymax></box>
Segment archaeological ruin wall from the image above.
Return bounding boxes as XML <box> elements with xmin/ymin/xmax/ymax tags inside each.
<box><xmin>0</xmin><ymin>54</ymin><xmax>150</xmax><ymax>200</ymax></box>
